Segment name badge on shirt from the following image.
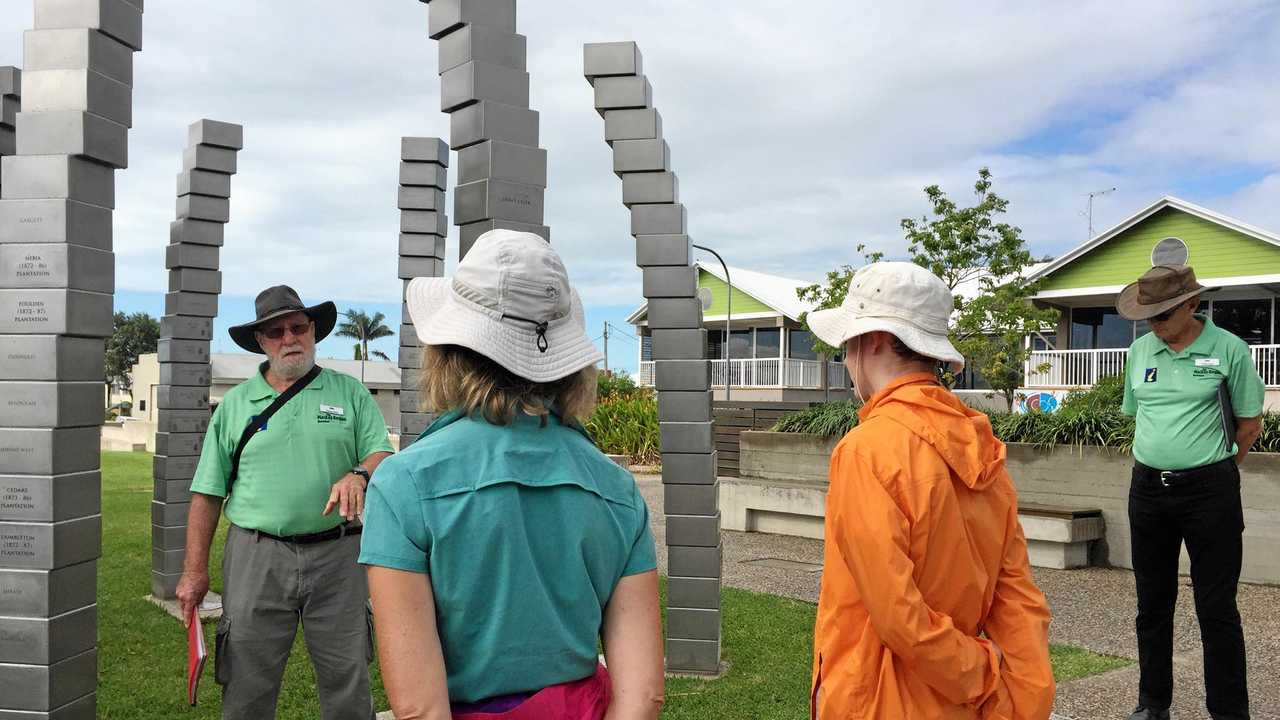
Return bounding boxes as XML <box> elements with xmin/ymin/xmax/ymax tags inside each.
<box><xmin>1144</xmin><ymin>368</ymin><xmax>1158</xmax><ymax>383</ymax></box>
<box><xmin>1195</xmin><ymin>358</ymin><xmax>1221</xmax><ymax>367</ymax></box>
<box><xmin>319</xmin><ymin>404</ymin><xmax>345</xmax><ymax>417</ymax></box>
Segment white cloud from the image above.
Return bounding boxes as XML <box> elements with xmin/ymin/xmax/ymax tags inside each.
<box><xmin>1</xmin><ymin>0</ymin><xmax>1276</xmax><ymax>309</ymax></box>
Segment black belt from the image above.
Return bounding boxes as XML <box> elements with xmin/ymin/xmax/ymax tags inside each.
<box><xmin>251</xmin><ymin>524</ymin><xmax>362</xmax><ymax>545</ymax></box>
<box><xmin>1135</xmin><ymin>458</ymin><xmax>1234</xmax><ymax>488</ymax></box>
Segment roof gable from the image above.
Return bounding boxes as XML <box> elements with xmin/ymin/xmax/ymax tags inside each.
<box><xmin>627</xmin><ymin>262</ymin><xmax>816</xmax><ymax>324</ymax></box>
<box><xmin>1033</xmin><ymin>196</ymin><xmax>1280</xmax><ymax>292</ymax></box>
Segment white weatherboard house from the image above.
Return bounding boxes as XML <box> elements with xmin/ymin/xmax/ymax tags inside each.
<box><xmin>1023</xmin><ymin>196</ymin><xmax>1280</xmax><ymax>408</ymax></box>
<box><xmin>628</xmin><ymin>262</ymin><xmax>852</xmax><ymax>401</ymax></box>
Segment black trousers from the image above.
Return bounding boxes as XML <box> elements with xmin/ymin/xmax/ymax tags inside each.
<box><xmin>1129</xmin><ymin>459</ymin><xmax>1249</xmax><ymax>719</ymax></box>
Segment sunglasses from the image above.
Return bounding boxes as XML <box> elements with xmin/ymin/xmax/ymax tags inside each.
<box><xmin>1150</xmin><ymin>304</ymin><xmax>1186</xmax><ymax>323</ymax></box>
<box><xmin>259</xmin><ymin>321</ymin><xmax>313</xmax><ymax>340</ymax></box>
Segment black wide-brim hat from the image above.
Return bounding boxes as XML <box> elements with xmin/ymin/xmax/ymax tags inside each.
<box><xmin>228</xmin><ymin>285</ymin><xmax>337</xmax><ymax>354</ymax></box>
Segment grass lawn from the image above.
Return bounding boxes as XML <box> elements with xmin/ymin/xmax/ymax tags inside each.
<box><xmin>98</xmin><ymin>452</ymin><xmax>1127</xmax><ymax>718</ymax></box>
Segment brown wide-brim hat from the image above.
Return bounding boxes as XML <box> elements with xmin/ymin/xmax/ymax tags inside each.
<box><xmin>1116</xmin><ymin>264</ymin><xmax>1217</xmax><ymax>321</ymax></box>
<box><xmin>228</xmin><ymin>285</ymin><xmax>337</xmax><ymax>354</ymax></box>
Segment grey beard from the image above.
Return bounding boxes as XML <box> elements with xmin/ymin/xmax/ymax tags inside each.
<box><xmin>270</xmin><ymin>351</ymin><xmax>315</xmax><ymax>381</ymax></box>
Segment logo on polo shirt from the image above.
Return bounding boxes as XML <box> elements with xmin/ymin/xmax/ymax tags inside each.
<box><xmin>317</xmin><ymin>404</ymin><xmax>347</xmax><ymax>424</ymax></box>
<box><xmin>1144</xmin><ymin>368</ymin><xmax>1158</xmax><ymax>383</ymax></box>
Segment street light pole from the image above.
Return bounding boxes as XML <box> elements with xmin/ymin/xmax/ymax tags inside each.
<box><xmin>692</xmin><ymin>244</ymin><xmax>731</xmax><ymax>402</ymax></box>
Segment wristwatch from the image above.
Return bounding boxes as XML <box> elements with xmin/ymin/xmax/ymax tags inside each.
<box><xmin>351</xmin><ymin>466</ymin><xmax>371</xmax><ymax>484</ymax></box>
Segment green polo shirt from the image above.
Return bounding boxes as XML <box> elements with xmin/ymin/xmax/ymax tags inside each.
<box><xmin>358</xmin><ymin>410</ymin><xmax>657</xmax><ymax>703</ymax></box>
<box><xmin>1122</xmin><ymin>315</ymin><xmax>1264</xmax><ymax>470</ymax></box>
<box><xmin>190</xmin><ymin>365</ymin><xmax>394</xmax><ymax>536</ymax></box>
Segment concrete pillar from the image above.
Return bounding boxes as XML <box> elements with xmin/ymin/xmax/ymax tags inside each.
<box><xmin>0</xmin><ymin>3</ymin><xmax>144</xmax><ymax>715</ymax></box>
<box><xmin>151</xmin><ymin>119</ymin><xmax>242</xmax><ymax>600</ymax></box>
<box><xmin>585</xmin><ymin>41</ymin><xmax>722</xmax><ymax>675</ymax></box>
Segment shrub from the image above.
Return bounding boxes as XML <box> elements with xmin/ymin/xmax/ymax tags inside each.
<box><xmin>1058</xmin><ymin>373</ymin><xmax>1124</xmax><ymax>417</ymax></box>
<box><xmin>772</xmin><ymin>400</ymin><xmax>862</xmax><ymax>437</ymax></box>
<box><xmin>597</xmin><ymin>371</ymin><xmax>646</xmax><ymax>401</ymax></box>
<box><xmin>586</xmin><ymin>395</ymin><xmax>660</xmax><ymax>464</ymax></box>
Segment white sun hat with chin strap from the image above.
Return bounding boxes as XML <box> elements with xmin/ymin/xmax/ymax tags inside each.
<box><xmin>404</xmin><ymin>229</ymin><xmax>603</xmax><ymax>383</ymax></box>
<box><xmin>806</xmin><ymin>261</ymin><xmax>965</xmax><ymax>373</ymax></box>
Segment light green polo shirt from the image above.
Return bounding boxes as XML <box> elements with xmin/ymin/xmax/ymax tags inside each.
<box><xmin>358</xmin><ymin>410</ymin><xmax>657</xmax><ymax>703</ymax></box>
<box><xmin>1122</xmin><ymin>315</ymin><xmax>1265</xmax><ymax>470</ymax></box>
<box><xmin>190</xmin><ymin>364</ymin><xmax>394</xmax><ymax>535</ymax></box>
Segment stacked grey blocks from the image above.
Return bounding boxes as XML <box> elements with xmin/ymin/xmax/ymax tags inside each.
<box><xmin>397</xmin><ymin>136</ymin><xmax>448</xmax><ymax>449</ymax></box>
<box><xmin>419</xmin><ymin>0</ymin><xmax>550</xmax><ymax>258</ymax></box>
<box><xmin>585</xmin><ymin>41</ymin><xmax>720</xmax><ymax>675</ymax></box>
<box><xmin>0</xmin><ymin>67</ymin><xmax>17</xmax><ymax>164</ymax></box>
<box><xmin>151</xmin><ymin>119</ymin><xmax>241</xmax><ymax>600</ymax></box>
<box><xmin>0</xmin><ymin>1</ymin><xmax>143</xmax><ymax>716</ymax></box>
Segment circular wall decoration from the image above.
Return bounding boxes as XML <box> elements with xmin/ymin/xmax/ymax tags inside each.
<box><xmin>1151</xmin><ymin>236</ymin><xmax>1189</xmax><ymax>266</ymax></box>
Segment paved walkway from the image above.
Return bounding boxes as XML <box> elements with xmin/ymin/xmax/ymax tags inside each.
<box><xmin>635</xmin><ymin>472</ymin><xmax>1280</xmax><ymax>719</ymax></box>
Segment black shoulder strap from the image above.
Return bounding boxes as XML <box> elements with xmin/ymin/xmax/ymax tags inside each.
<box><xmin>225</xmin><ymin>365</ymin><xmax>323</xmax><ymax>496</ymax></box>
<box><xmin>1218</xmin><ymin>379</ymin><xmax>1237</xmax><ymax>452</ymax></box>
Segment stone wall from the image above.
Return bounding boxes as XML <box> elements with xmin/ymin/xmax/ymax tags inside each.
<box><xmin>734</xmin><ymin>431</ymin><xmax>1280</xmax><ymax>584</ymax></box>
<box><xmin>738</xmin><ymin>431</ymin><xmax>836</xmax><ymax>484</ymax></box>
<box><xmin>1007</xmin><ymin>444</ymin><xmax>1280</xmax><ymax>586</ymax></box>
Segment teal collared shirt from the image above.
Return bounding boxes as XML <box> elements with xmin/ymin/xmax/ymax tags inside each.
<box><xmin>190</xmin><ymin>365</ymin><xmax>394</xmax><ymax>535</ymax></box>
<box><xmin>1122</xmin><ymin>315</ymin><xmax>1265</xmax><ymax>469</ymax></box>
<box><xmin>358</xmin><ymin>410</ymin><xmax>657</xmax><ymax>703</ymax></box>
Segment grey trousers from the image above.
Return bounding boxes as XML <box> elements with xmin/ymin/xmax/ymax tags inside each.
<box><xmin>215</xmin><ymin>524</ymin><xmax>374</xmax><ymax>720</ymax></box>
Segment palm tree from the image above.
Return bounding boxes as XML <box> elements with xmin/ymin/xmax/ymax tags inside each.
<box><xmin>337</xmin><ymin>309</ymin><xmax>395</xmax><ymax>360</ymax></box>
<box><xmin>336</xmin><ymin>309</ymin><xmax>394</xmax><ymax>383</ymax></box>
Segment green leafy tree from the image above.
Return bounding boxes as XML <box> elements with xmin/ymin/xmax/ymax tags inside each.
<box><xmin>336</xmin><ymin>309</ymin><xmax>394</xmax><ymax>361</ymax></box>
<box><xmin>901</xmin><ymin>167</ymin><xmax>1059</xmax><ymax>411</ymax></box>
<box><xmin>105</xmin><ymin>312</ymin><xmax>159</xmax><ymax>391</ymax></box>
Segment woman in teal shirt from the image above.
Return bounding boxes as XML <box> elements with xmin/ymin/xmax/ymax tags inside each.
<box><xmin>359</xmin><ymin>230</ymin><xmax>663</xmax><ymax>720</ymax></box>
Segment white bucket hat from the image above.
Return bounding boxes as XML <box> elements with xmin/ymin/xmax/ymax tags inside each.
<box><xmin>806</xmin><ymin>262</ymin><xmax>965</xmax><ymax>373</ymax></box>
<box><xmin>405</xmin><ymin>229</ymin><xmax>603</xmax><ymax>383</ymax></box>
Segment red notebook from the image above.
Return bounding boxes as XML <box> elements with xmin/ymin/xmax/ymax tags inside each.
<box><xmin>187</xmin><ymin>607</ymin><xmax>208</xmax><ymax>706</ymax></box>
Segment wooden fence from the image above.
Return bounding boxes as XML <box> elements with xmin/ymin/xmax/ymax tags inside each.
<box><xmin>712</xmin><ymin>401</ymin><xmax>815</xmax><ymax>477</ymax></box>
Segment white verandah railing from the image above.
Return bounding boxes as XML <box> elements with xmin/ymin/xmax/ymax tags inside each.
<box><xmin>1025</xmin><ymin>345</ymin><xmax>1280</xmax><ymax>388</ymax></box>
<box><xmin>638</xmin><ymin>359</ymin><xmax>850</xmax><ymax>389</ymax></box>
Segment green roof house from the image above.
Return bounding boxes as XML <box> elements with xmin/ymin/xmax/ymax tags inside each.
<box><xmin>1025</xmin><ymin>196</ymin><xmax>1280</xmax><ymax>396</ymax></box>
<box><xmin>628</xmin><ymin>262</ymin><xmax>852</xmax><ymax>401</ymax></box>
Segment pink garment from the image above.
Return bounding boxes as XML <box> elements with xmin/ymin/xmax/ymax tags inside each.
<box><xmin>452</xmin><ymin>665</ymin><xmax>612</xmax><ymax>720</ymax></box>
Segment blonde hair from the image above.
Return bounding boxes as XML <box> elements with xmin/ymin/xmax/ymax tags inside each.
<box><xmin>418</xmin><ymin>344</ymin><xmax>598</xmax><ymax>425</ymax></box>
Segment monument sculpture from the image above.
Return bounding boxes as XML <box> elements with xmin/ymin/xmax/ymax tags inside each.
<box><xmin>0</xmin><ymin>66</ymin><xmax>17</xmax><ymax>165</ymax></box>
<box><xmin>150</xmin><ymin>119</ymin><xmax>242</xmax><ymax>600</ymax></box>
<box><xmin>584</xmin><ymin>41</ymin><xmax>722</xmax><ymax>674</ymax></box>
<box><xmin>0</xmin><ymin>0</ymin><xmax>143</xmax><ymax>716</ymax></box>
<box><xmin>418</xmin><ymin>0</ymin><xmax>550</xmax><ymax>257</ymax></box>
<box><xmin>397</xmin><ymin>136</ymin><xmax>448</xmax><ymax>448</ymax></box>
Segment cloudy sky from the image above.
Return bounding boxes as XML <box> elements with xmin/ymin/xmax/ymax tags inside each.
<box><xmin>3</xmin><ymin>1</ymin><xmax>1277</xmax><ymax>371</ymax></box>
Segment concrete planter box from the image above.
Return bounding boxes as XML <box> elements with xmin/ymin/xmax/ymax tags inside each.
<box><xmin>726</xmin><ymin>432</ymin><xmax>1280</xmax><ymax>584</ymax></box>
<box><xmin>1008</xmin><ymin>444</ymin><xmax>1280</xmax><ymax>585</ymax></box>
<box><xmin>737</xmin><ymin>431</ymin><xmax>837</xmax><ymax>484</ymax></box>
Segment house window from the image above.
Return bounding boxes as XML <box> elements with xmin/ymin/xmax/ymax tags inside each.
<box><xmin>729</xmin><ymin>330</ymin><xmax>752</xmax><ymax>359</ymax></box>
<box><xmin>641</xmin><ymin>333</ymin><xmax>653</xmax><ymax>361</ymax></box>
<box><xmin>788</xmin><ymin>329</ymin><xmax>818</xmax><ymax>360</ymax></box>
<box><xmin>1070</xmin><ymin>307</ymin><xmax>1131</xmax><ymax>349</ymax></box>
<box><xmin>755</xmin><ymin>328</ymin><xmax>781</xmax><ymax>359</ymax></box>
<box><xmin>1214</xmin><ymin>299</ymin><xmax>1271</xmax><ymax>345</ymax></box>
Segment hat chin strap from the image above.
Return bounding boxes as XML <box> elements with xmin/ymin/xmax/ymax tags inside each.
<box><xmin>502</xmin><ymin>314</ymin><xmax>550</xmax><ymax>353</ymax></box>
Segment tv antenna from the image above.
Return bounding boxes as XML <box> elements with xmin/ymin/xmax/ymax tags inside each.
<box><xmin>1084</xmin><ymin>187</ymin><xmax>1117</xmax><ymax>239</ymax></box>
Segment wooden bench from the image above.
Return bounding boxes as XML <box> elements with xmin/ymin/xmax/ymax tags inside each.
<box><xmin>1017</xmin><ymin>503</ymin><xmax>1105</xmax><ymax>569</ymax></box>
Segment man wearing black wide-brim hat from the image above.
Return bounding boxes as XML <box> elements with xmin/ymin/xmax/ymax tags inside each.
<box><xmin>1117</xmin><ymin>265</ymin><xmax>1263</xmax><ymax>720</ymax></box>
<box><xmin>176</xmin><ymin>285</ymin><xmax>393</xmax><ymax>719</ymax></box>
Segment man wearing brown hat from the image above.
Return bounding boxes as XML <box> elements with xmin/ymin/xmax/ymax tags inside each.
<box><xmin>1117</xmin><ymin>265</ymin><xmax>1263</xmax><ymax>720</ymax></box>
<box><xmin>176</xmin><ymin>285</ymin><xmax>394</xmax><ymax>719</ymax></box>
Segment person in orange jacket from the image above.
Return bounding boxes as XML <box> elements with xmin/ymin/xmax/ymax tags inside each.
<box><xmin>806</xmin><ymin>262</ymin><xmax>1055</xmax><ymax>719</ymax></box>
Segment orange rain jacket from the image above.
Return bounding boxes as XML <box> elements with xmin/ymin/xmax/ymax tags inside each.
<box><xmin>811</xmin><ymin>373</ymin><xmax>1054</xmax><ymax>720</ymax></box>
